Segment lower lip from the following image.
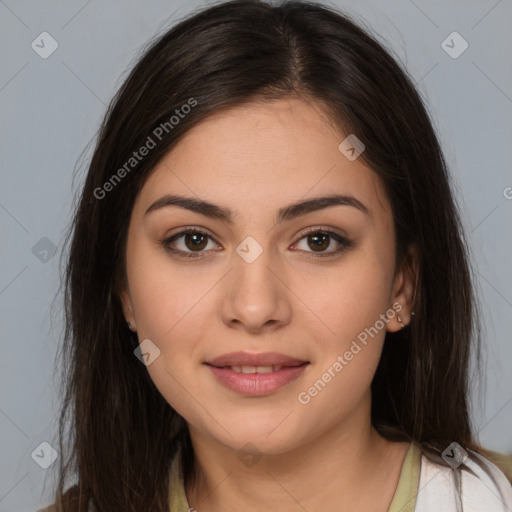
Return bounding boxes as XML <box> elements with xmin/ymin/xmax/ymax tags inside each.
<box><xmin>205</xmin><ymin>363</ymin><xmax>309</xmax><ymax>396</ymax></box>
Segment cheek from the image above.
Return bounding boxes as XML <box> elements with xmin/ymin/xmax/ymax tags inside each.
<box><xmin>293</xmin><ymin>264</ymin><xmax>389</xmax><ymax>428</ymax></box>
<box><xmin>304</xmin><ymin>254</ymin><xmax>394</xmax><ymax>350</ymax></box>
<box><xmin>125</xmin><ymin>242</ymin><xmax>218</xmax><ymax>413</ymax></box>
<box><xmin>126</xmin><ymin>238</ymin><xmax>214</xmax><ymax>340</ymax></box>
<box><xmin>292</xmin><ymin>249</ymin><xmax>394</xmax><ymax>410</ymax></box>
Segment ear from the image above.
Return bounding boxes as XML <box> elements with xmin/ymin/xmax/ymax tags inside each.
<box><xmin>386</xmin><ymin>243</ymin><xmax>419</xmax><ymax>333</ymax></box>
<box><xmin>118</xmin><ymin>280</ymin><xmax>137</xmax><ymax>331</ymax></box>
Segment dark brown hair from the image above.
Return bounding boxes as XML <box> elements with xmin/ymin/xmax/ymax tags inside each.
<box><xmin>53</xmin><ymin>0</ymin><xmax>486</xmax><ymax>509</ymax></box>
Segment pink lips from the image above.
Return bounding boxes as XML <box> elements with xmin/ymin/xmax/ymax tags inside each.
<box><xmin>206</xmin><ymin>351</ymin><xmax>307</xmax><ymax>368</ymax></box>
<box><xmin>204</xmin><ymin>351</ymin><xmax>310</xmax><ymax>396</ymax></box>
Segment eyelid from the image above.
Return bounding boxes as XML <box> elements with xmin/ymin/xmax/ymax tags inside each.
<box><xmin>296</xmin><ymin>225</ymin><xmax>347</xmax><ymax>239</ymax></box>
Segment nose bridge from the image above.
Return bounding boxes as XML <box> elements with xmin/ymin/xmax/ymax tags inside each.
<box><xmin>233</xmin><ymin>233</ymin><xmax>277</xmax><ymax>303</ymax></box>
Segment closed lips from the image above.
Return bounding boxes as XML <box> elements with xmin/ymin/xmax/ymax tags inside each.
<box><xmin>205</xmin><ymin>351</ymin><xmax>310</xmax><ymax>396</ymax></box>
<box><xmin>226</xmin><ymin>364</ymin><xmax>306</xmax><ymax>373</ymax></box>
<box><xmin>205</xmin><ymin>351</ymin><xmax>309</xmax><ymax>369</ymax></box>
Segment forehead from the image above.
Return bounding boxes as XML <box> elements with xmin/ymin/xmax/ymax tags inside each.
<box><xmin>134</xmin><ymin>97</ymin><xmax>391</xmax><ymax>222</ymax></box>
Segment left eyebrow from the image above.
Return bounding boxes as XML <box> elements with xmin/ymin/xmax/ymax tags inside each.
<box><xmin>144</xmin><ymin>193</ymin><xmax>369</xmax><ymax>224</ymax></box>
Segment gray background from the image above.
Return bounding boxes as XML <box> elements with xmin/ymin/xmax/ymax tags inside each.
<box><xmin>0</xmin><ymin>0</ymin><xmax>511</xmax><ymax>510</ymax></box>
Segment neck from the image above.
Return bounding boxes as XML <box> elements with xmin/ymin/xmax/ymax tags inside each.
<box><xmin>184</xmin><ymin>403</ymin><xmax>408</xmax><ymax>511</ymax></box>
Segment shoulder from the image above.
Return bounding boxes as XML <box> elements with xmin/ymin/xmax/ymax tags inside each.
<box><xmin>415</xmin><ymin>446</ymin><xmax>512</xmax><ymax>511</ymax></box>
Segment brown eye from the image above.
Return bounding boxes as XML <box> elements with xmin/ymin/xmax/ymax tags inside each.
<box><xmin>293</xmin><ymin>229</ymin><xmax>354</xmax><ymax>259</ymax></box>
<box><xmin>162</xmin><ymin>229</ymin><xmax>217</xmax><ymax>258</ymax></box>
<box><xmin>307</xmin><ymin>232</ymin><xmax>330</xmax><ymax>252</ymax></box>
<box><xmin>183</xmin><ymin>232</ymin><xmax>208</xmax><ymax>251</ymax></box>
<box><xmin>162</xmin><ymin>227</ymin><xmax>354</xmax><ymax>260</ymax></box>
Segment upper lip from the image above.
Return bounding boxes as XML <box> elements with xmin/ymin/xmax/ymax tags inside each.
<box><xmin>205</xmin><ymin>351</ymin><xmax>309</xmax><ymax>368</ymax></box>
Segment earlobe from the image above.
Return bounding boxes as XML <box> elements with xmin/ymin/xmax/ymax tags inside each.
<box><xmin>119</xmin><ymin>288</ymin><xmax>137</xmax><ymax>331</ymax></box>
<box><xmin>387</xmin><ymin>244</ymin><xmax>419</xmax><ymax>332</ymax></box>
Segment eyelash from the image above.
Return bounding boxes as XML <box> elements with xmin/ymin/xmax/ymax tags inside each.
<box><xmin>161</xmin><ymin>226</ymin><xmax>354</xmax><ymax>260</ymax></box>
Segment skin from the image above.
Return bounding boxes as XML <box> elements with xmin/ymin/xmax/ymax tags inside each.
<box><xmin>119</xmin><ymin>96</ymin><xmax>418</xmax><ymax>511</ymax></box>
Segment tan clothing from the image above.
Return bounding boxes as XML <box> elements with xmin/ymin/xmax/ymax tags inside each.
<box><xmin>37</xmin><ymin>442</ymin><xmax>512</xmax><ymax>511</ymax></box>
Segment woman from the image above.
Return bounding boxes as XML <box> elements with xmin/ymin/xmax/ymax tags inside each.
<box><xmin>41</xmin><ymin>1</ymin><xmax>512</xmax><ymax>510</ymax></box>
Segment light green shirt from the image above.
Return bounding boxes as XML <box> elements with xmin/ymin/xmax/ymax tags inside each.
<box><xmin>37</xmin><ymin>440</ymin><xmax>512</xmax><ymax>511</ymax></box>
<box><xmin>168</xmin><ymin>441</ymin><xmax>421</xmax><ymax>511</ymax></box>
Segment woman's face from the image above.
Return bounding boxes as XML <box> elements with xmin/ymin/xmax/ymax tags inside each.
<box><xmin>120</xmin><ymin>97</ymin><xmax>414</xmax><ymax>455</ymax></box>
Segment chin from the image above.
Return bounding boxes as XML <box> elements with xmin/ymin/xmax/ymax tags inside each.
<box><xmin>209</xmin><ymin>422</ymin><xmax>305</xmax><ymax>456</ymax></box>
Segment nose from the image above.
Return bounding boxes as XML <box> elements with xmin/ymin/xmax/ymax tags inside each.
<box><xmin>219</xmin><ymin>242</ymin><xmax>292</xmax><ymax>334</ymax></box>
